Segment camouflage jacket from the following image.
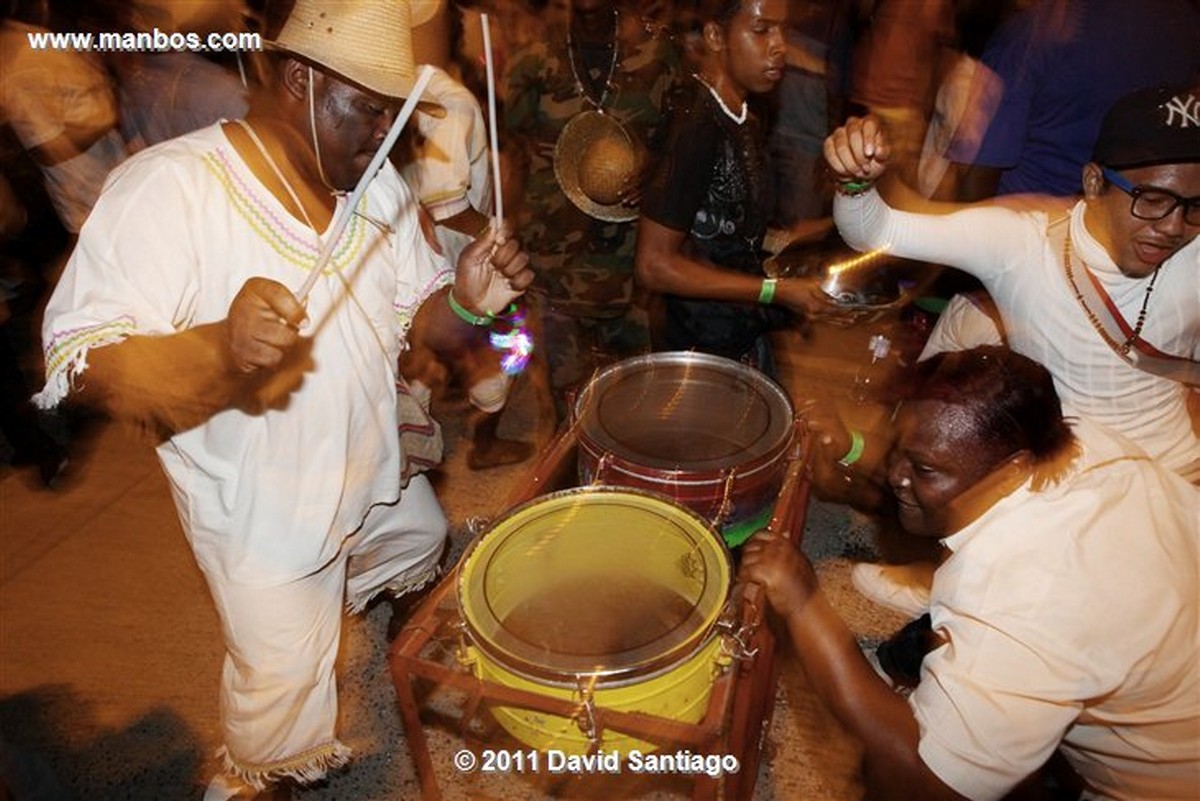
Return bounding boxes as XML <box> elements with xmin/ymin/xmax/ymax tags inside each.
<box><xmin>503</xmin><ymin>14</ymin><xmax>681</xmax><ymax>318</ymax></box>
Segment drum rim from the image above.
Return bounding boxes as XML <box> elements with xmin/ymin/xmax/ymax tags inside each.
<box><xmin>577</xmin><ymin>436</ymin><xmax>791</xmax><ymax>486</ymax></box>
<box><xmin>456</xmin><ymin>486</ymin><xmax>733</xmax><ymax>683</ymax></box>
<box><xmin>573</xmin><ymin>351</ymin><xmax>795</xmax><ymax>472</ymax></box>
<box><xmin>472</xmin><ymin>628</ymin><xmax>727</xmax><ymax>690</ymax></box>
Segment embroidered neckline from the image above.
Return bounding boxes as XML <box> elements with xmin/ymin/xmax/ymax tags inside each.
<box><xmin>204</xmin><ymin>147</ymin><xmax>365</xmax><ymax>275</ymax></box>
<box><xmin>693</xmin><ymin>74</ymin><xmax>747</xmax><ymax>124</ymax></box>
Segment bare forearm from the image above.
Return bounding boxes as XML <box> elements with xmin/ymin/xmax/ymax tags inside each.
<box><xmin>79</xmin><ymin>322</ymin><xmax>251</xmax><ymax>433</ymax></box>
<box><xmin>637</xmin><ymin>251</ymin><xmax>764</xmax><ymax>301</ymax></box>
<box><xmin>438</xmin><ymin>206</ymin><xmax>490</xmax><ymax>240</ymax></box>
<box><xmin>635</xmin><ymin>218</ymin><xmax>765</xmax><ymax>302</ymax></box>
<box><xmin>409</xmin><ymin>286</ymin><xmax>490</xmax><ymax>358</ymax></box>
<box><xmin>781</xmin><ymin>592</ymin><xmax>962</xmax><ymax>800</ymax></box>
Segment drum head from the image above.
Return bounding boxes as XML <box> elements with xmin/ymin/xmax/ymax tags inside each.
<box><xmin>457</xmin><ymin>487</ymin><xmax>731</xmax><ymax>683</ymax></box>
<box><xmin>574</xmin><ymin>351</ymin><xmax>794</xmax><ymax>472</ymax></box>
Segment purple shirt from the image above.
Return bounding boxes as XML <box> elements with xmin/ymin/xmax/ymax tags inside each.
<box><xmin>948</xmin><ymin>0</ymin><xmax>1200</xmax><ymax>196</ymax></box>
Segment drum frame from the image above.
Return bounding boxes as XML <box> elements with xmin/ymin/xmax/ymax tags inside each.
<box><xmin>388</xmin><ymin>418</ymin><xmax>812</xmax><ymax>800</ymax></box>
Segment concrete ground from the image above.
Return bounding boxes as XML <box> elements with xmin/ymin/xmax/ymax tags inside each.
<box><xmin>1</xmin><ymin>311</ymin><xmax>923</xmax><ymax>800</ymax></box>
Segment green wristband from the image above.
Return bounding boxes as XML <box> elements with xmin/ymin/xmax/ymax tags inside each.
<box><xmin>836</xmin><ymin>180</ymin><xmax>875</xmax><ymax>197</ymax></box>
<box><xmin>758</xmin><ymin>277</ymin><xmax>778</xmax><ymax>305</ymax></box>
<box><xmin>447</xmin><ymin>290</ymin><xmax>492</xmax><ymax>326</ymax></box>
<box><xmin>838</xmin><ymin>430</ymin><xmax>865</xmax><ymax>467</ymax></box>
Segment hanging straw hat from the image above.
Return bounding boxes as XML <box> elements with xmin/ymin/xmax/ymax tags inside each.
<box><xmin>411</xmin><ymin>0</ymin><xmax>445</xmax><ymax>27</ymax></box>
<box><xmin>554</xmin><ymin>111</ymin><xmax>642</xmax><ymax>223</ymax></box>
<box><xmin>269</xmin><ymin>0</ymin><xmax>436</xmax><ymax>104</ymax></box>
<box><xmin>410</xmin><ymin>0</ymin><xmax>450</xmax><ymax>68</ymax></box>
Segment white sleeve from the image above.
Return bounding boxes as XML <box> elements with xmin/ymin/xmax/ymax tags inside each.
<box><xmin>833</xmin><ymin>189</ymin><xmax>1028</xmax><ymax>285</ymax></box>
<box><xmin>36</xmin><ymin>155</ymin><xmax>202</xmax><ymax>407</ymax></box>
<box><xmin>404</xmin><ymin>71</ymin><xmax>488</xmax><ymax>222</ymax></box>
<box><xmin>388</xmin><ymin>170</ymin><xmax>453</xmax><ymax>349</ymax></box>
<box><xmin>911</xmin><ymin>637</ymin><xmax>1080</xmax><ymax>801</ymax></box>
<box><xmin>917</xmin><ymin>292</ymin><xmax>1005</xmax><ymax>361</ymax></box>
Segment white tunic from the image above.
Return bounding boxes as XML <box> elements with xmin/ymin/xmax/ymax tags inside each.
<box><xmin>38</xmin><ymin>123</ymin><xmax>453</xmax><ymax>586</ymax></box>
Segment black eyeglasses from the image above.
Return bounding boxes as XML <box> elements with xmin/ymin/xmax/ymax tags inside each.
<box><xmin>1102</xmin><ymin>167</ymin><xmax>1200</xmax><ymax>226</ymax></box>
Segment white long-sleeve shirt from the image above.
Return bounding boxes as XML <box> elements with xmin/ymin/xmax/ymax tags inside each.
<box><xmin>835</xmin><ymin>190</ymin><xmax>1200</xmax><ymax>475</ymax></box>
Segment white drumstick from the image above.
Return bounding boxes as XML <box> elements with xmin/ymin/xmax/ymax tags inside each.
<box><xmin>481</xmin><ymin>13</ymin><xmax>503</xmax><ymax>235</ymax></box>
<box><xmin>296</xmin><ymin>64</ymin><xmax>435</xmax><ymax>302</ymax></box>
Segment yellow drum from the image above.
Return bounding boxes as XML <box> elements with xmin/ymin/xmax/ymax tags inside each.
<box><xmin>457</xmin><ymin>487</ymin><xmax>733</xmax><ymax>754</ymax></box>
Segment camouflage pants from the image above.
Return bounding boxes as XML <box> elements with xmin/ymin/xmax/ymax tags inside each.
<box><xmin>536</xmin><ymin>300</ymin><xmax>651</xmax><ymax>421</ymax></box>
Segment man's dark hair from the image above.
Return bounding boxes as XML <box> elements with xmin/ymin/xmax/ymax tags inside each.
<box><xmin>908</xmin><ymin>347</ymin><xmax>1079</xmax><ymax>489</ymax></box>
<box><xmin>675</xmin><ymin>0</ymin><xmax>744</xmax><ymax>34</ymax></box>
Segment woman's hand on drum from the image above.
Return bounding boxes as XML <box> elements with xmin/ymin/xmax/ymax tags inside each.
<box><xmin>776</xmin><ymin>276</ymin><xmax>863</xmax><ymax>328</ymax></box>
<box><xmin>738</xmin><ymin>531</ymin><xmax>819</xmax><ymax>620</ymax></box>
<box><xmin>797</xmin><ymin>399</ymin><xmax>890</xmax><ymax>512</ymax></box>
<box><xmin>823</xmin><ymin>116</ymin><xmax>891</xmax><ymax>184</ymax></box>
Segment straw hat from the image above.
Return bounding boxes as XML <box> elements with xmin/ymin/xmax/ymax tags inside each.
<box><xmin>554</xmin><ymin>111</ymin><xmax>642</xmax><ymax>223</ymax></box>
<box><xmin>269</xmin><ymin>0</ymin><xmax>434</xmax><ymax>103</ymax></box>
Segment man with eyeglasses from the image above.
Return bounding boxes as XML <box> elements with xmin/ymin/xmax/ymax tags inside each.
<box><xmin>814</xmin><ymin>84</ymin><xmax>1199</xmax><ymax>625</ymax></box>
<box><xmin>821</xmin><ymin>84</ymin><xmax>1200</xmax><ymax>479</ymax></box>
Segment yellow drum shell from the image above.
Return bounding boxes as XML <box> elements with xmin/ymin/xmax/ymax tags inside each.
<box><xmin>467</xmin><ymin>634</ymin><xmax>728</xmax><ymax>754</ymax></box>
<box><xmin>457</xmin><ymin>487</ymin><xmax>733</xmax><ymax>755</ymax></box>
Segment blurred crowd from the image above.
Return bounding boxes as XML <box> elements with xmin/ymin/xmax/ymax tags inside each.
<box><xmin>3</xmin><ymin>0</ymin><xmax>1197</xmax><ymax>486</ymax></box>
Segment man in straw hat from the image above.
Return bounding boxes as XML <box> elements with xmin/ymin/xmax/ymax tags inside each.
<box><xmin>34</xmin><ymin>1</ymin><xmax>532</xmax><ymax>797</ymax></box>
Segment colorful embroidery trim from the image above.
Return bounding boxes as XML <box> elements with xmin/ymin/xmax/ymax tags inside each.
<box><xmin>204</xmin><ymin>148</ymin><xmax>368</xmax><ymax>276</ymax></box>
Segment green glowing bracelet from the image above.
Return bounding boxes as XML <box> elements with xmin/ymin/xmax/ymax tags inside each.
<box><xmin>447</xmin><ymin>290</ymin><xmax>492</xmax><ymax>326</ymax></box>
<box><xmin>838</xmin><ymin>430</ymin><xmax>865</xmax><ymax>467</ymax></box>
<box><xmin>758</xmin><ymin>277</ymin><xmax>778</xmax><ymax>304</ymax></box>
<box><xmin>836</xmin><ymin>180</ymin><xmax>875</xmax><ymax>197</ymax></box>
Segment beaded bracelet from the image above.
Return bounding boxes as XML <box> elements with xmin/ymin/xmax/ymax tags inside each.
<box><xmin>838</xmin><ymin>430</ymin><xmax>865</xmax><ymax>467</ymax></box>
<box><xmin>835</xmin><ymin>180</ymin><xmax>875</xmax><ymax>197</ymax></box>
<box><xmin>447</xmin><ymin>290</ymin><xmax>493</xmax><ymax>326</ymax></box>
<box><xmin>758</xmin><ymin>277</ymin><xmax>778</xmax><ymax>305</ymax></box>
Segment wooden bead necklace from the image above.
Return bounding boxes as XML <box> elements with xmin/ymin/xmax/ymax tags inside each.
<box><xmin>1062</xmin><ymin>227</ymin><xmax>1161</xmax><ymax>358</ymax></box>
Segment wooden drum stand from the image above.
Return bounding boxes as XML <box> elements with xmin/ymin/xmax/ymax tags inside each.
<box><xmin>388</xmin><ymin>419</ymin><xmax>812</xmax><ymax>800</ymax></box>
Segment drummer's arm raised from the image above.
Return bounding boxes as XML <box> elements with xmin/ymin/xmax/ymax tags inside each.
<box><xmin>635</xmin><ymin>218</ymin><xmax>842</xmax><ymax>321</ymax></box>
<box><xmin>410</xmin><ymin>226</ymin><xmax>534</xmax><ymax>357</ymax></box>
